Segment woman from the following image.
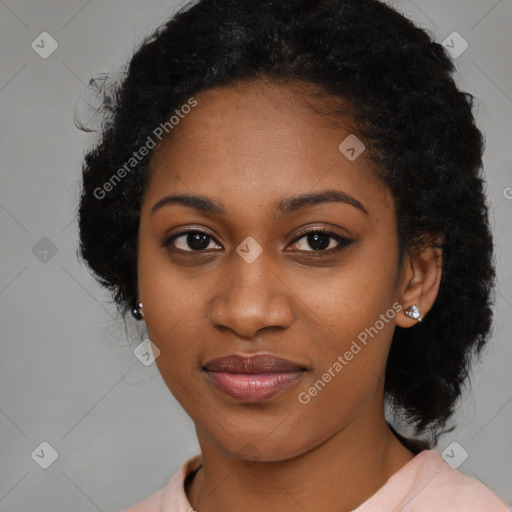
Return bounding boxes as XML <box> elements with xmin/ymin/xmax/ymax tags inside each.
<box><xmin>77</xmin><ymin>0</ymin><xmax>509</xmax><ymax>510</ymax></box>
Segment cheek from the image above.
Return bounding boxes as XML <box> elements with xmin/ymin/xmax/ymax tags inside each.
<box><xmin>140</xmin><ymin>281</ymin><xmax>204</xmax><ymax>371</ymax></box>
<box><xmin>138</xmin><ymin>226</ymin><xmax>197</xmax><ymax>324</ymax></box>
<box><xmin>137</xmin><ymin>235</ymin><xmax>196</xmax><ymax>360</ymax></box>
<box><xmin>297</xmin><ymin>244</ymin><xmax>399</xmax><ymax>341</ymax></box>
<box><xmin>296</xmin><ymin>235</ymin><xmax>400</xmax><ymax>395</ymax></box>
<box><xmin>143</xmin><ymin>296</ymin><xmax>207</xmax><ymax>416</ymax></box>
<box><xmin>294</xmin><ymin>310</ymin><xmax>396</xmax><ymax>438</ymax></box>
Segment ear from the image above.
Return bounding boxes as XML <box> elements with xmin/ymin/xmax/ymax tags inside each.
<box><xmin>396</xmin><ymin>244</ymin><xmax>443</xmax><ymax>327</ymax></box>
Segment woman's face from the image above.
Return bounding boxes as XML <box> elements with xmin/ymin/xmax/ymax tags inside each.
<box><xmin>138</xmin><ymin>80</ymin><xmax>409</xmax><ymax>461</ymax></box>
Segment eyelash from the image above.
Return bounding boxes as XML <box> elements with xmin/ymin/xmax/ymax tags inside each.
<box><xmin>162</xmin><ymin>227</ymin><xmax>353</xmax><ymax>256</ymax></box>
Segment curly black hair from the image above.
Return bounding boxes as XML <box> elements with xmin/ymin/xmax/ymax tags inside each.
<box><xmin>77</xmin><ymin>0</ymin><xmax>495</xmax><ymax>443</ymax></box>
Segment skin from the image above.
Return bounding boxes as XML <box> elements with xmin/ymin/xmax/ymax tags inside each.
<box><xmin>136</xmin><ymin>79</ymin><xmax>443</xmax><ymax>512</ymax></box>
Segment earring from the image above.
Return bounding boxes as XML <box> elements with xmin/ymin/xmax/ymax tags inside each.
<box><xmin>404</xmin><ymin>304</ymin><xmax>422</xmax><ymax>322</ymax></box>
<box><xmin>131</xmin><ymin>301</ymin><xmax>144</xmax><ymax>321</ymax></box>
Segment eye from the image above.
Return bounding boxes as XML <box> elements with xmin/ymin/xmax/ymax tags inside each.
<box><xmin>163</xmin><ymin>229</ymin><xmax>222</xmax><ymax>252</ymax></box>
<box><xmin>289</xmin><ymin>228</ymin><xmax>353</xmax><ymax>255</ymax></box>
<box><xmin>163</xmin><ymin>227</ymin><xmax>353</xmax><ymax>255</ymax></box>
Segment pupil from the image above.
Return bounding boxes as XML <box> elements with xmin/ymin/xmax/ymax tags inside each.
<box><xmin>189</xmin><ymin>232</ymin><xmax>209</xmax><ymax>250</ymax></box>
<box><xmin>308</xmin><ymin>233</ymin><xmax>329</xmax><ymax>250</ymax></box>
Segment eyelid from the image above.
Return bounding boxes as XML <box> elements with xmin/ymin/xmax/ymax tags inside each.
<box><xmin>292</xmin><ymin>226</ymin><xmax>346</xmax><ymax>240</ymax></box>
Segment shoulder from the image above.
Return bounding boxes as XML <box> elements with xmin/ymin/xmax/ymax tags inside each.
<box><xmin>354</xmin><ymin>450</ymin><xmax>509</xmax><ymax>512</ymax></box>
<box><xmin>123</xmin><ymin>488</ymin><xmax>163</xmax><ymax>512</ymax></box>
<box><xmin>398</xmin><ymin>450</ymin><xmax>508</xmax><ymax>511</ymax></box>
<box><xmin>121</xmin><ymin>454</ymin><xmax>202</xmax><ymax>512</ymax></box>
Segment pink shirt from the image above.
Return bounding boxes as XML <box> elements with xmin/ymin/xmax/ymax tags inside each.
<box><xmin>122</xmin><ymin>450</ymin><xmax>509</xmax><ymax>511</ymax></box>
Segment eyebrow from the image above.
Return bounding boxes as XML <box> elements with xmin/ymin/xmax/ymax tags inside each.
<box><xmin>150</xmin><ymin>189</ymin><xmax>368</xmax><ymax>217</ymax></box>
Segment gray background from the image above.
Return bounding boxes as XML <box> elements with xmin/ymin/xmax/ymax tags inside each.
<box><xmin>0</xmin><ymin>0</ymin><xmax>511</xmax><ymax>510</ymax></box>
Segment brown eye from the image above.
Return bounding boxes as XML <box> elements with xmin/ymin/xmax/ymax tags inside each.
<box><xmin>290</xmin><ymin>229</ymin><xmax>353</xmax><ymax>254</ymax></box>
<box><xmin>163</xmin><ymin>230</ymin><xmax>222</xmax><ymax>252</ymax></box>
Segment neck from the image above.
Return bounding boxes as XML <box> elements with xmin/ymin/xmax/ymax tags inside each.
<box><xmin>186</xmin><ymin>414</ymin><xmax>415</xmax><ymax>512</ymax></box>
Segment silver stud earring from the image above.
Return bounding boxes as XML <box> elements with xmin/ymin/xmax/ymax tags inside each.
<box><xmin>404</xmin><ymin>304</ymin><xmax>422</xmax><ymax>322</ymax></box>
<box><xmin>131</xmin><ymin>301</ymin><xmax>144</xmax><ymax>321</ymax></box>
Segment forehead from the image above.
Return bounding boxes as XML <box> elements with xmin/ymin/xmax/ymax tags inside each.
<box><xmin>143</xmin><ymin>80</ymin><xmax>393</xmax><ymax>220</ymax></box>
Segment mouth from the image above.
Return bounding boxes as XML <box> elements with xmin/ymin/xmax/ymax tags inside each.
<box><xmin>202</xmin><ymin>353</ymin><xmax>308</xmax><ymax>402</ymax></box>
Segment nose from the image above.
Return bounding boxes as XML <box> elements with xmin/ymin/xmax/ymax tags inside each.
<box><xmin>207</xmin><ymin>249</ymin><xmax>294</xmax><ymax>339</ymax></box>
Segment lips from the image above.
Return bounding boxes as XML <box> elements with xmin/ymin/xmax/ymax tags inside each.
<box><xmin>204</xmin><ymin>354</ymin><xmax>306</xmax><ymax>373</ymax></box>
<box><xmin>203</xmin><ymin>353</ymin><xmax>307</xmax><ymax>402</ymax></box>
